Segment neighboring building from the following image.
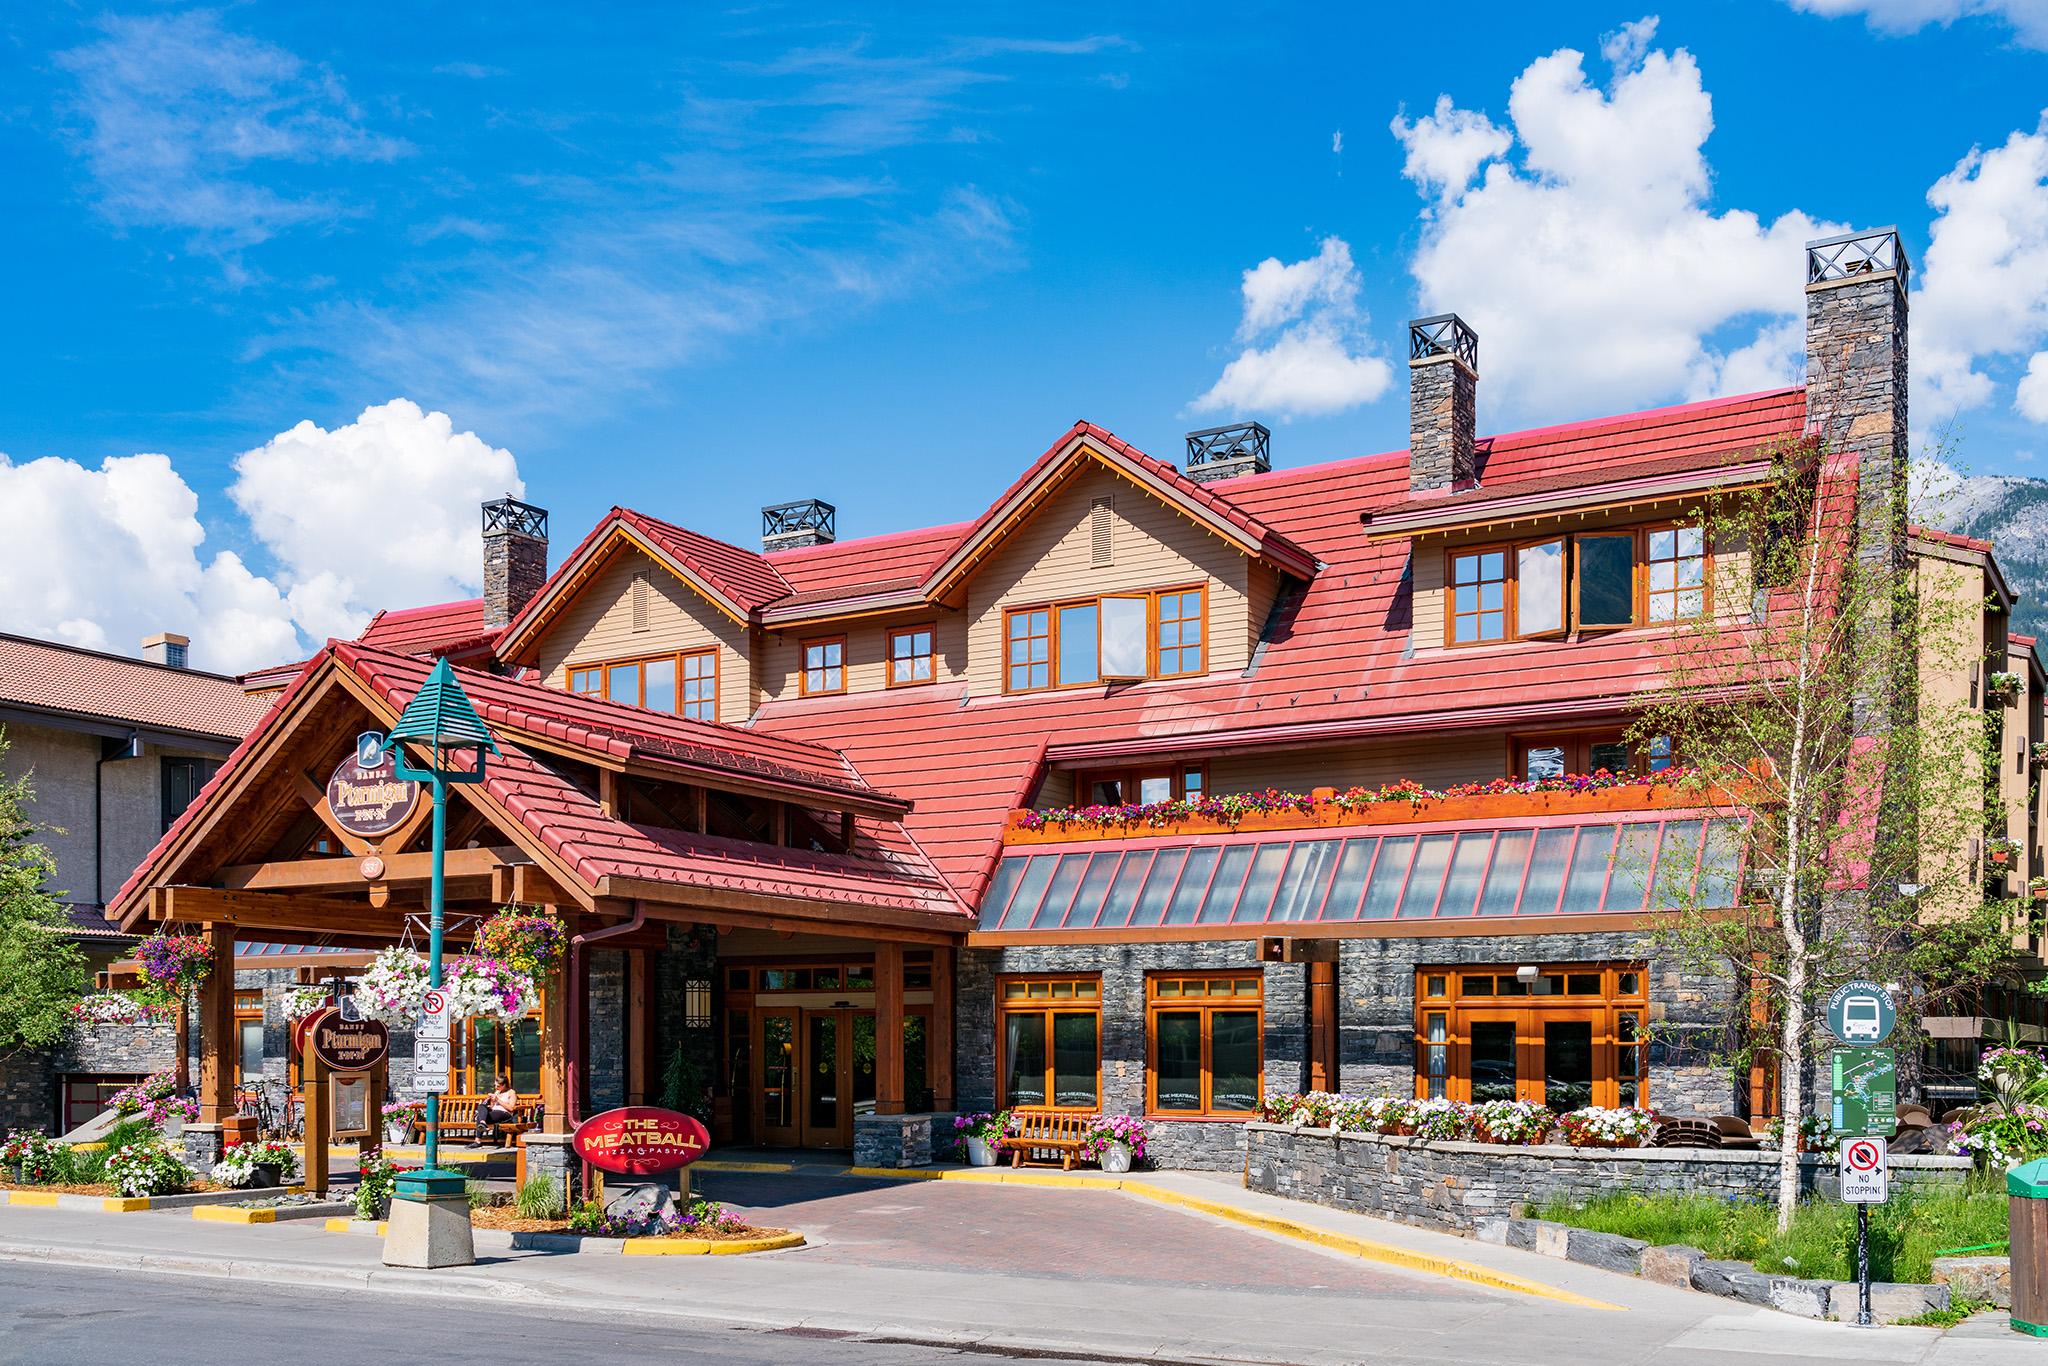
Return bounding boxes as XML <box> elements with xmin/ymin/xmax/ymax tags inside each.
<box><xmin>111</xmin><ymin>227</ymin><xmax>2048</xmax><ymax>1171</ymax></box>
<box><xmin>0</xmin><ymin>632</ymin><xmax>272</xmax><ymax>1133</ymax></box>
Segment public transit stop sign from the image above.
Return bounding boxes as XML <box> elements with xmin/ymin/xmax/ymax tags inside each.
<box><xmin>1825</xmin><ymin>980</ymin><xmax>1896</xmax><ymax>1045</ymax></box>
<box><xmin>571</xmin><ymin>1107</ymin><xmax>711</xmax><ymax>1176</ymax></box>
<box><xmin>1839</xmin><ymin>1136</ymin><xmax>1889</xmax><ymax>1204</ymax></box>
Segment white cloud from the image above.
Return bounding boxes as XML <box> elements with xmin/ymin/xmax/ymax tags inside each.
<box><xmin>1392</xmin><ymin>35</ymin><xmax>1832</xmax><ymax>419</ymax></box>
<box><xmin>2017</xmin><ymin>352</ymin><xmax>2048</xmax><ymax>421</ymax></box>
<box><xmin>1332</xmin><ymin>129</ymin><xmax>1344</xmax><ymax>155</ymax></box>
<box><xmin>228</xmin><ymin>400</ymin><xmax>522</xmax><ymax>641</ymax></box>
<box><xmin>1190</xmin><ymin>237</ymin><xmax>1393</xmax><ymax>419</ymax></box>
<box><xmin>1600</xmin><ymin>15</ymin><xmax>1662</xmax><ymax>70</ymax></box>
<box><xmin>55</xmin><ymin>11</ymin><xmax>407</xmax><ymax>258</ymax></box>
<box><xmin>1911</xmin><ymin>115</ymin><xmax>2048</xmax><ymax>421</ymax></box>
<box><xmin>1784</xmin><ymin>0</ymin><xmax>2048</xmax><ymax>48</ymax></box>
<box><xmin>1</xmin><ymin>400</ymin><xmax>522</xmax><ymax>673</ymax></box>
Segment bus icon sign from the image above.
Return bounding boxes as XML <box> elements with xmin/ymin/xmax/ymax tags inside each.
<box><xmin>1824</xmin><ymin>981</ymin><xmax>1895</xmax><ymax>1045</ymax></box>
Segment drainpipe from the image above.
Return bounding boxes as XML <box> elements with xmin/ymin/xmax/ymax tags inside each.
<box><xmin>567</xmin><ymin>901</ymin><xmax>647</xmax><ymax>1126</ymax></box>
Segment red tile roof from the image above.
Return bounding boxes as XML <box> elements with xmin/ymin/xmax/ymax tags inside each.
<box><xmin>767</xmin><ymin>522</ymin><xmax>969</xmax><ymax>602</ymax></box>
<box><xmin>0</xmin><ymin>633</ymin><xmax>272</xmax><ymax>740</ymax></box>
<box><xmin>616</xmin><ymin>508</ymin><xmax>791</xmax><ymax>612</ymax></box>
<box><xmin>357</xmin><ymin>599</ymin><xmax>500</xmax><ymax>658</ymax></box>
<box><xmin>1910</xmin><ymin>525</ymin><xmax>1994</xmax><ymax>554</ymax></box>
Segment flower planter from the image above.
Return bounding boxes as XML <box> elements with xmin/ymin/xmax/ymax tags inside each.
<box><xmin>385</xmin><ymin>1123</ymin><xmax>412</xmax><ymax>1144</ymax></box>
<box><xmin>249</xmin><ymin>1163</ymin><xmax>284</xmax><ymax>1189</ymax></box>
<box><xmin>965</xmin><ymin>1137</ymin><xmax>997</xmax><ymax>1167</ymax></box>
<box><xmin>1098</xmin><ymin>1141</ymin><xmax>1134</xmax><ymax>1174</ymax></box>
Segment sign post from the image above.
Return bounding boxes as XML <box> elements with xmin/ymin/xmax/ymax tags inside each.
<box><xmin>1824</xmin><ymin>980</ymin><xmax>1898</xmax><ymax>1330</ymax></box>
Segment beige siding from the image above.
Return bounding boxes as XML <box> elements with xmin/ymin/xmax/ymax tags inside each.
<box><xmin>1408</xmin><ymin>511</ymin><xmax>1750</xmax><ymax>658</ymax></box>
<box><xmin>530</xmin><ymin>548</ymin><xmax>754</xmax><ymax>725</ymax></box>
<box><xmin>1245</xmin><ymin>562</ymin><xmax>1283</xmax><ymax>670</ymax></box>
<box><xmin>759</xmin><ymin>610</ymin><xmax>969</xmax><ymax>703</ymax></box>
<box><xmin>964</xmin><ymin>464</ymin><xmax>1253</xmax><ymax>696</ymax></box>
<box><xmin>1206</xmin><ymin>731</ymin><xmax>1513</xmax><ymax>796</ymax></box>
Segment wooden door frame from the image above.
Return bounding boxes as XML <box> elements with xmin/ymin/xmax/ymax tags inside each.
<box><xmin>757</xmin><ymin>1006</ymin><xmax>801</xmax><ymax>1147</ymax></box>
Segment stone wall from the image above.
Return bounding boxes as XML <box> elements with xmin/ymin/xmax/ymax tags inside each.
<box><xmin>1</xmin><ymin>1021</ymin><xmax>179</xmax><ymax>1135</ymax></box>
<box><xmin>959</xmin><ymin>941</ymin><xmax>1305</xmax><ymax>1171</ymax></box>
<box><xmin>586</xmin><ymin>948</ymin><xmax>626</xmax><ymax>1112</ymax></box>
<box><xmin>1244</xmin><ymin>1122</ymin><xmax>1971</xmax><ymax>1233</ymax></box>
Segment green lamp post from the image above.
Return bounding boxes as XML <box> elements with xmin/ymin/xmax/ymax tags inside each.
<box><xmin>380</xmin><ymin>658</ymin><xmax>498</xmax><ymax>1268</ymax></box>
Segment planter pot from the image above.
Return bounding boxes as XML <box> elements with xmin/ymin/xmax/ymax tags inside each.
<box><xmin>1099</xmin><ymin>1142</ymin><xmax>1134</xmax><ymax>1174</ymax></box>
<box><xmin>965</xmin><ymin>1136</ymin><xmax>997</xmax><ymax>1167</ymax></box>
<box><xmin>249</xmin><ymin>1163</ymin><xmax>284</xmax><ymax>1189</ymax></box>
<box><xmin>385</xmin><ymin>1122</ymin><xmax>412</xmax><ymax>1144</ymax></box>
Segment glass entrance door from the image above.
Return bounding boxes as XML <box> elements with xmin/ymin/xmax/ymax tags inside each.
<box><xmin>754</xmin><ymin>1007</ymin><xmax>876</xmax><ymax>1149</ymax></box>
<box><xmin>1464</xmin><ymin>1013</ymin><xmax>1521</xmax><ymax>1102</ymax></box>
<box><xmin>759</xmin><ymin>1010</ymin><xmax>800</xmax><ymax>1146</ymax></box>
<box><xmin>1455</xmin><ymin>1009</ymin><xmax>1605</xmax><ymax>1106</ymax></box>
<box><xmin>1541</xmin><ymin>1014</ymin><xmax>1598</xmax><ymax>1111</ymax></box>
<box><xmin>804</xmin><ymin>1011</ymin><xmax>843</xmax><ymax>1147</ymax></box>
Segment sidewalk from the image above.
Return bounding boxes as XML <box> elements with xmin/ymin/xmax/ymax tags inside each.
<box><xmin>0</xmin><ymin>1169</ymin><xmax>2030</xmax><ymax>1365</ymax></box>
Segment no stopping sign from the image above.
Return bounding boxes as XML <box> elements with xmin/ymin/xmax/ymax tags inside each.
<box><xmin>1839</xmin><ymin>1136</ymin><xmax>1888</xmax><ymax>1204</ymax></box>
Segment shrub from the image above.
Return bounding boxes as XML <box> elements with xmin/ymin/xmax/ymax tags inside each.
<box><xmin>354</xmin><ymin>1157</ymin><xmax>402</xmax><ymax>1220</ymax></box>
<box><xmin>514</xmin><ymin>1174</ymin><xmax>564</xmax><ymax>1220</ymax></box>
<box><xmin>0</xmin><ymin>1131</ymin><xmax>65</xmax><ymax>1182</ymax></box>
<box><xmin>102</xmin><ymin>1141</ymin><xmax>193</xmax><ymax>1197</ymax></box>
<box><xmin>210</xmin><ymin>1139</ymin><xmax>302</xmax><ymax>1188</ymax></box>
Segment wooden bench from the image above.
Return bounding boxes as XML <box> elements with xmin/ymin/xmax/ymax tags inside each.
<box><xmin>427</xmin><ymin>1094</ymin><xmax>542</xmax><ymax>1147</ymax></box>
<box><xmin>1006</xmin><ymin>1108</ymin><xmax>1090</xmax><ymax>1170</ymax></box>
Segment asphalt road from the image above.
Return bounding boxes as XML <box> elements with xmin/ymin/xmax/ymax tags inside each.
<box><xmin>0</xmin><ymin>1262</ymin><xmax>1117</xmax><ymax>1366</ymax></box>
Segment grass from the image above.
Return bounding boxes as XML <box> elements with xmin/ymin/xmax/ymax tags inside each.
<box><xmin>1529</xmin><ymin>1180</ymin><xmax>2008</xmax><ymax>1284</ymax></box>
<box><xmin>1898</xmin><ymin>1297</ymin><xmax>1993</xmax><ymax>1328</ymax></box>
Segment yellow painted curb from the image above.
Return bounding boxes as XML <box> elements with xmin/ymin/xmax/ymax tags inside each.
<box><xmin>621</xmin><ymin>1231</ymin><xmax>806</xmax><ymax>1256</ymax></box>
<box><xmin>72</xmin><ymin>1142</ymin><xmax>107</xmax><ymax>1154</ymax></box>
<box><xmin>4</xmin><ymin>1191</ymin><xmax>60</xmax><ymax>1207</ymax></box>
<box><xmin>1121</xmin><ymin>1185</ymin><xmax>1624</xmax><ymax>1311</ymax></box>
<box><xmin>193</xmin><ymin>1205</ymin><xmax>276</xmax><ymax>1224</ymax></box>
<box><xmin>322</xmin><ymin>1217</ymin><xmax>388</xmax><ymax>1235</ymax></box>
<box><xmin>101</xmin><ymin>1197</ymin><xmax>152</xmax><ymax>1212</ymax></box>
<box><xmin>693</xmin><ymin>1160</ymin><xmax>797</xmax><ymax>1173</ymax></box>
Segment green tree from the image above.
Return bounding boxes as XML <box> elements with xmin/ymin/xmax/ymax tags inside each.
<box><xmin>0</xmin><ymin>729</ymin><xmax>89</xmax><ymax>1059</ymax></box>
<box><xmin>1632</xmin><ymin>442</ymin><xmax>2024</xmax><ymax>1230</ymax></box>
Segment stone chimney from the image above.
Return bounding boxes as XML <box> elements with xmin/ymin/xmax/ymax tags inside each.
<box><xmin>762</xmin><ymin>499</ymin><xmax>836</xmax><ymax>552</ymax></box>
<box><xmin>1804</xmin><ymin>228</ymin><xmax>1909</xmax><ymax>551</ymax></box>
<box><xmin>1183</xmin><ymin>422</ymin><xmax>1272</xmax><ymax>484</ymax></box>
<box><xmin>1408</xmin><ymin>314</ymin><xmax>1479</xmax><ymax>492</ymax></box>
<box><xmin>482</xmin><ymin>495</ymin><xmax>549</xmax><ymax>629</ymax></box>
<box><xmin>141</xmin><ymin>632</ymin><xmax>189</xmax><ymax>668</ymax></box>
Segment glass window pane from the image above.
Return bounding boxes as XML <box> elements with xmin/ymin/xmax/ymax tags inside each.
<box><xmin>1397</xmin><ymin>834</ymin><xmax>1455</xmax><ymax>917</ymax></box>
<box><xmin>1471</xmin><ymin>1020</ymin><xmax>1517</xmax><ymax>1102</ymax></box>
<box><xmin>978</xmin><ymin>858</ymin><xmax>1025</xmax><ymax>930</ymax></box>
<box><xmin>511</xmin><ymin>1017</ymin><xmax>541</xmax><ymax>1093</ymax></box>
<box><xmin>1477</xmin><ymin>829</ymin><xmax>1533</xmax><ymax>916</ymax></box>
<box><xmin>1319</xmin><ymin>838</ymin><xmax>1377</xmax><ymax>920</ymax></box>
<box><xmin>1559</xmin><ymin>825</ymin><xmax>1618</xmax><ymax>914</ymax></box>
<box><xmin>1032</xmin><ymin>854</ymin><xmax>1091</xmax><ymax>928</ymax></box>
<box><xmin>1517</xmin><ymin>540</ymin><xmax>1565</xmax><ymax>635</ymax></box>
<box><xmin>1437</xmin><ymin>832</ymin><xmax>1493</xmax><ymax>917</ymax></box>
<box><xmin>642</xmin><ymin>658</ymin><xmax>676</xmax><ymax>714</ymax></box>
<box><xmin>1519</xmin><ymin>828</ymin><xmax>1574</xmax><ymax>914</ymax></box>
<box><xmin>1650</xmin><ymin>819</ymin><xmax>1703</xmax><ymax>910</ymax></box>
<box><xmin>1544</xmin><ymin>1019</ymin><xmax>1594</xmax><ymax>1111</ymax></box>
<box><xmin>1154</xmin><ymin>1012</ymin><xmax>1202</xmax><ymax>1111</ymax></box>
<box><xmin>607</xmin><ymin>663</ymin><xmax>639</xmax><ymax>706</ymax></box>
<box><xmin>1064</xmin><ymin>853</ymin><xmax>1123</xmax><ymax>928</ymax></box>
<box><xmin>1360</xmin><ymin>837</ymin><xmax>1413</xmax><ymax>919</ymax></box>
<box><xmin>1137</xmin><ymin>775</ymin><xmax>1171</xmax><ymax>804</ymax></box>
<box><xmin>1602</xmin><ymin>822</ymin><xmax>1661</xmax><ymax>912</ymax></box>
<box><xmin>1002</xmin><ymin>856</ymin><xmax>1057</xmax><ymax>929</ymax></box>
<box><xmin>1269</xmin><ymin>839</ymin><xmax>1340</xmax><ymax>922</ymax></box>
<box><xmin>1097</xmin><ymin>850</ymin><xmax>1153</xmax><ymax>927</ymax></box>
<box><xmin>1052</xmin><ymin>1013</ymin><xmax>1098</xmax><ymax>1107</ymax></box>
<box><xmin>1163</xmin><ymin>846</ymin><xmax>1221</xmax><ymax>925</ymax></box>
<box><xmin>1697</xmin><ymin>818</ymin><xmax>1746</xmax><ymax>909</ymax></box>
<box><xmin>239</xmin><ymin>1020</ymin><xmax>265</xmax><ymax>1077</ymax></box>
<box><xmin>1057</xmin><ymin>603</ymin><xmax>1099</xmax><ymax>686</ymax></box>
<box><xmin>1524</xmin><ymin>745</ymin><xmax>1566</xmax><ymax>781</ymax></box>
<box><xmin>1129</xmin><ymin>848</ymin><xmax>1189</xmax><ymax>926</ymax></box>
<box><xmin>1099</xmin><ymin>596</ymin><xmax>1147</xmax><ymax>677</ymax></box>
<box><xmin>1210</xmin><ymin>1012</ymin><xmax>1260</xmax><ymax>1112</ymax></box>
<box><xmin>1578</xmin><ymin>535</ymin><xmax>1635</xmax><ymax>627</ymax></box>
<box><xmin>1198</xmin><ymin>845</ymin><xmax>1256</xmax><ymax>922</ymax></box>
<box><xmin>1567</xmin><ymin>973</ymin><xmax>1601</xmax><ymax>995</ymax></box>
<box><xmin>1003</xmin><ymin>1014</ymin><xmax>1047</xmax><ymax>1107</ymax></box>
<box><xmin>1589</xmin><ymin>740</ymin><xmax>1631</xmax><ymax>775</ymax></box>
<box><xmin>1233</xmin><ymin>843</ymin><xmax>1293</xmax><ymax>922</ymax></box>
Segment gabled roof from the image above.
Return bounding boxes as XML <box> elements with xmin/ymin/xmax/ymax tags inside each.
<box><xmin>357</xmin><ymin>598</ymin><xmax>500</xmax><ymax>659</ymax></box>
<box><xmin>0</xmin><ymin>633</ymin><xmax>272</xmax><ymax>741</ymax></box>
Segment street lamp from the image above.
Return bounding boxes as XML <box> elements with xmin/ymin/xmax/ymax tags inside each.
<box><xmin>380</xmin><ymin>658</ymin><xmax>498</xmax><ymax>1269</ymax></box>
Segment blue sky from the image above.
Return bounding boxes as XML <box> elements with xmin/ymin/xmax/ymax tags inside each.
<box><xmin>6</xmin><ymin>2</ymin><xmax>2048</xmax><ymax>670</ymax></box>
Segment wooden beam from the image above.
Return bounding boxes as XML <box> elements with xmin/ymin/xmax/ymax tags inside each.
<box><xmin>627</xmin><ymin>950</ymin><xmax>649</xmax><ymax>1106</ymax></box>
<box><xmin>614</xmin><ymin>895</ymin><xmax>961</xmax><ymax>947</ymax></box>
<box><xmin>875</xmin><ymin>943</ymin><xmax>904</xmax><ymax>1116</ymax></box>
<box><xmin>196</xmin><ymin>924</ymin><xmax>236</xmax><ymax>1124</ymax></box>
<box><xmin>156</xmin><ymin>886</ymin><xmax>411</xmax><ymax>940</ymax></box>
<box><xmin>216</xmin><ymin>846</ymin><xmax>517</xmax><ymax>891</ymax></box>
<box><xmin>599</xmin><ymin>874</ymin><xmax>968</xmax><ymax>943</ymax></box>
<box><xmin>540</xmin><ymin>951</ymin><xmax>569</xmax><ymax>1132</ymax></box>
<box><xmin>930</xmin><ymin>945</ymin><xmax>954</xmax><ymax>1112</ymax></box>
<box><xmin>291</xmin><ymin>771</ymin><xmax>371</xmax><ymax>857</ymax></box>
<box><xmin>1308</xmin><ymin>961</ymin><xmax>1337</xmax><ymax>1093</ymax></box>
<box><xmin>599</xmin><ymin>769</ymin><xmax>619</xmax><ymax>819</ymax></box>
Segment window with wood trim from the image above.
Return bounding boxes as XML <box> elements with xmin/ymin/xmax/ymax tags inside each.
<box><xmin>801</xmin><ymin>636</ymin><xmax>845</xmax><ymax>696</ymax></box>
<box><xmin>1073</xmin><ymin>761</ymin><xmax>1207</xmax><ymax>807</ymax></box>
<box><xmin>1147</xmin><ymin>973</ymin><xmax>1262</xmax><ymax>1116</ymax></box>
<box><xmin>1003</xmin><ymin>586</ymin><xmax>1209</xmax><ymax>693</ymax></box>
<box><xmin>680</xmin><ymin>648</ymin><xmax>718</xmax><ymax>722</ymax></box>
<box><xmin>1644</xmin><ymin>524</ymin><xmax>1708</xmax><ymax>624</ymax></box>
<box><xmin>1515</xmin><ymin>731</ymin><xmax>1676</xmax><ymax>780</ymax></box>
<box><xmin>1413</xmin><ymin>964</ymin><xmax>1647</xmax><ymax>1108</ymax></box>
<box><xmin>1445</xmin><ymin>524</ymin><xmax>1711</xmax><ymax>647</ymax></box>
<box><xmin>569</xmin><ymin>666</ymin><xmax>603</xmax><ymax>696</ymax></box>
<box><xmin>888</xmin><ymin>625</ymin><xmax>936</xmax><ymax>687</ymax></box>
<box><xmin>996</xmin><ymin>976</ymin><xmax>1101</xmax><ymax>1109</ymax></box>
<box><xmin>234</xmin><ymin>990</ymin><xmax>264</xmax><ymax>1083</ymax></box>
<box><xmin>1449</xmin><ymin>548</ymin><xmax>1509</xmax><ymax>644</ymax></box>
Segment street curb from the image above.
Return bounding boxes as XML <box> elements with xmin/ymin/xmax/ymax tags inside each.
<box><xmin>1</xmin><ymin>1186</ymin><xmax>316</xmax><ymax>1214</ymax></box>
<box><xmin>845</xmin><ymin>1166</ymin><xmax>1623</xmax><ymax>1310</ymax></box>
<box><xmin>313</xmin><ymin>1217</ymin><xmax>801</xmax><ymax>1256</ymax></box>
<box><xmin>194</xmin><ymin>1201</ymin><xmax>353</xmax><ymax>1225</ymax></box>
<box><xmin>621</xmin><ymin>1231</ymin><xmax>805</xmax><ymax>1256</ymax></box>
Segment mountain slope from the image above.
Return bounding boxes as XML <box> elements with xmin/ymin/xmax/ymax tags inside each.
<box><xmin>1940</xmin><ymin>473</ymin><xmax>2048</xmax><ymax>645</ymax></box>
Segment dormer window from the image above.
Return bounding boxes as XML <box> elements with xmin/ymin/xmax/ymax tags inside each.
<box><xmin>1004</xmin><ymin>586</ymin><xmax>1208</xmax><ymax>694</ymax></box>
<box><xmin>802</xmin><ymin>637</ymin><xmax>846</xmax><ymax>696</ymax></box>
<box><xmin>888</xmin><ymin>625</ymin><xmax>936</xmax><ymax>687</ymax></box>
<box><xmin>1446</xmin><ymin>523</ymin><xmax>1706</xmax><ymax>647</ymax></box>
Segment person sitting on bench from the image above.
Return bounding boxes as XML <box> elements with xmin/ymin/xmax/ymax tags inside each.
<box><xmin>476</xmin><ymin>1075</ymin><xmax>520</xmax><ymax>1144</ymax></box>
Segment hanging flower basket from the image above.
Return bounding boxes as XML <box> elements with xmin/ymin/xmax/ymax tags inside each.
<box><xmin>67</xmin><ymin>992</ymin><xmax>175</xmax><ymax>1027</ymax></box>
<box><xmin>351</xmin><ymin>947</ymin><xmax>536</xmax><ymax>1027</ymax></box>
<box><xmin>138</xmin><ymin>933</ymin><xmax>214</xmax><ymax>997</ymax></box>
<box><xmin>474</xmin><ymin>905</ymin><xmax>567</xmax><ymax>978</ymax></box>
<box><xmin>282</xmin><ymin>985</ymin><xmax>332</xmax><ymax>1021</ymax></box>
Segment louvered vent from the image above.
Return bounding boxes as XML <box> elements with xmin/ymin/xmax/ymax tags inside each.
<box><xmin>1090</xmin><ymin>495</ymin><xmax>1114</xmax><ymax>566</ymax></box>
<box><xmin>631</xmin><ymin>572</ymin><xmax>651</xmax><ymax>631</ymax></box>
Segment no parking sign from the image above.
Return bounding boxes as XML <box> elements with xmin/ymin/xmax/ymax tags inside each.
<box><xmin>1839</xmin><ymin>1136</ymin><xmax>1888</xmax><ymax>1204</ymax></box>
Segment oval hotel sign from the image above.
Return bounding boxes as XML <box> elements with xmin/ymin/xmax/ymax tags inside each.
<box><xmin>306</xmin><ymin>1008</ymin><xmax>391</xmax><ymax>1072</ymax></box>
<box><xmin>326</xmin><ymin>731</ymin><xmax>420</xmax><ymax>839</ymax></box>
<box><xmin>571</xmin><ymin>1107</ymin><xmax>711</xmax><ymax>1176</ymax></box>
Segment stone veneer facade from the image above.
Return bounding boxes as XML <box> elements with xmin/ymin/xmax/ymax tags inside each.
<box><xmin>1244</xmin><ymin>1122</ymin><xmax>1970</xmax><ymax>1234</ymax></box>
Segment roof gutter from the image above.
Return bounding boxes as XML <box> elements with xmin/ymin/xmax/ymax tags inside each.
<box><xmin>1360</xmin><ymin>459</ymin><xmax>1773</xmax><ymax>540</ymax></box>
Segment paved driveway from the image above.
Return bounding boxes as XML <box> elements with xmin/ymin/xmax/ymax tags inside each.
<box><xmin>698</xmin><ymin>1170</ymin><xmax>1484</xmax><ymax>1299</ymax></box>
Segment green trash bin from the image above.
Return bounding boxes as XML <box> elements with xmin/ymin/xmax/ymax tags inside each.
<box><xmin>2011</xmin><ymin>1158</ymin><xmax>2048</xmax><ymax>1337</ymax></box>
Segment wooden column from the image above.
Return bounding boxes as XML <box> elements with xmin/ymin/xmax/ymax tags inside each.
<box><xmin>627</xmin><ymin>949</ymin><xmax>649</xmax><ymax>1106</ymax></box>
<box><xmin>196</xmin><ymin>923</ymin><xmax>236</xmax><ymax>1123</ymax></box>
<box><xmin>540</xmin><ymin>937</ymin><xmax>570</xmax><ymax>1131</ymax></box>
<box><xmin>1308</xmin><ymin>962</ymin><xmax>1338</xmax><ymax>1093</ymax></box>
<box><xmin>930</xmin><ymin>944</ymin><xmax>955</xmax><ymax>1112</ymax></box>
<box><xmin>875</xmin><ymin>942</ymin><xmax>905</xmax><ymax>1115</ymax></box>
<box><xmin>302</xmin><ymin>1049</ymin><xmax>329</xmax><ymax>1196</ymax></box>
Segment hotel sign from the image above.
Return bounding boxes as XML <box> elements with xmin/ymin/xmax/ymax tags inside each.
<box><xmin>325</xmin><ymin>732</ymin><xmax>420</xmax><ymax>838</ymax></box>
<box><xmin>571</xmin><ymin>1106</ymin><xmax>711</xmax><ymax>1176</ymax></box>
<box><xmin>307</xmin><ymin>1009</ymin><xmax>391</xmax><ymax>1072</ymax></box>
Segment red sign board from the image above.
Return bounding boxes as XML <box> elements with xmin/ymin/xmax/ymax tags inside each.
<box><xmin>571</xmin><ymin>1107</ymin><xmax>711</xmax><ymax>1175</ymax></box>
